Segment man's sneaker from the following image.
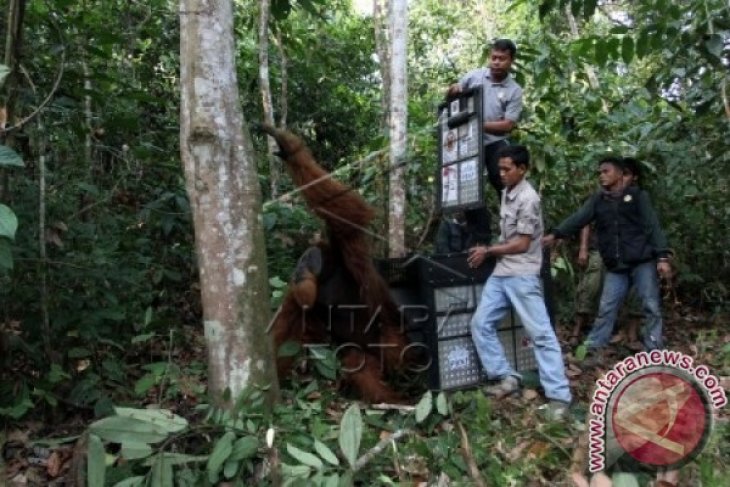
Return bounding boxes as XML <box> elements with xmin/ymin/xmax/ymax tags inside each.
<box><xmin>540</xmin><ymin>400</ymin><xmax>570</xmax><ymax>421</ymax></box>
<box><xmin>484</xmin><ymin>375</ymin><xmax>521</xmax><ymax>398</ymax></box>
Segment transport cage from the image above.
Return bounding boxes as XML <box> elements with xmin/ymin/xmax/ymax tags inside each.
<box><xmin>376</xmin><ymin>253</ymin><xmax>540</xmax><ymax>391</ymax></box>
<box><xmin>437</xmin><ymin>86</ymin><xmax>486</xmax><ymax>214</ymax></box>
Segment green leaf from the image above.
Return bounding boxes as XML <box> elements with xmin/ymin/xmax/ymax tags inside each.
<box><xmin>436</xmin><ymin>392</ymin><xmax>449</xmax><ymax>416</ymax></box>
<box><xmin>576</xmin><ymin>343</ymin><xmax>588</xmax><ymax>361</ymax></box>
<box><xmin>705</xmin><ymin>34</ymin><xmax>724</xmax><ymax>60</ymax></box>
<box><xmin>150</xmin><ymin>454</ymin><xmax>174</xmax><ymax>487</ymax></box>
<box><xmin>134</xmin><ymin>374</ymin><xmax>157</xmax><ymax>396</ymax></box>
<box><xmin>114</xmin><ymin>408</ymin><xmax>188</xmax><ymax>433</ymax></box>
<box><xmin>223</xmin><ymin>458</ymin><xmax>240</xmax><ymax>479</ymax></box>
<box><xmin>338</xmin><ymin>404</ymin><xmax>362</xmax><ymax>468</ymax></box>
<box><xmin>314</xmin><ymin>439</ymin><xmax>339</xmax><ymax>466</ymax></box>
<box><xmin>229</xmin><ymin>435</ymin><xmax>259</xmax><ymax>461</ymax></box>
<box><xmin>278</xmin><ymin>340</ymin><xmax>302</xmax><ymax>358</ymax></box>
<box><xmin>415</xmin><ymin>391</ymin><xmax>433</xmax><ymax>423</ymax></box>
<box><xmin>113</xmin><ymin>476</ymin><xmax>145</xmax><ymax>487</ymax></box>
<box><xmin>594</xmin><ymin>39</ymin><xmax>608</xmax><ymax>67</ymax></box>
<box><xmin>612</xmin><ymin>472</ymin><xmax>640</xmax><ymax>487</ymax></box>
<box><xmin>89</xmin><ymin>416</ymin><xmax>170</xmax><ymax>444</ymax></box>
<box><xmin>0</xmin><ymin>205</ymin><xmax>18</xmax><ymax>240</ymax></box>
<box><xmin>87</xmin><ymin>434</ymin><xmax>106</xmax><ymax>487</ymax></box>
<box><xmin>621</xmin><ymin>36</ymin><xmax>634</xmax><ymax>64</ymax></box>
<box><xmin>0</xmin><ymin>238</ymin><xmax>13</xmax><ymax>270</ymax></box>
<box><xmin>281</xmin><ymin>463</ymin><xmax>311</xmax><ymax>480</ymax></box>
<box><xmin>286</xmin><ymin>443</ymin><xmax>323</xmax><ymax>469</ymax></box>
<box><xmin>583</xmin><ymin>0</ymin><xmax>598</xmax><ymax>20</ymax></box>
<box><xmin>207</xmin><ymin>431</ymin><xmax>235</xmax><ymax>483</ymax></box>
<box><xmin>120</xmin><ymin>441</ymin><xmax>153</xmax><ymax>460</ymax></box>
<box><xmin>0</xmin><ymin>145</ymin><xmax>23</xmax><ymax>167</ymax></box>
<box><xmin>144</xmin><ymin>306</ymin><xmax>153</xmax><ymax>326</ymax></box>
<box><xmin>269</xmin><ymin>275</ymin><xmax>287</xmax><ymax>288</ymax></box>
<box><xmin>538</xmin><ymin>0</ymin><xmax>555</xmax><ymax>20</ymax></box>
<box><xmin>324</xmin><ymin>474</ymin><xmax>340</xmax><ymax>487</ymax></box>
<box><xmin>0</xmin><ymin>64</ymin><xmax>10</xmax><ymax>88</ymax></box>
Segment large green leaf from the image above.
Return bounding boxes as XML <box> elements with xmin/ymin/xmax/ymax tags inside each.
<box><xmin>415</xmin><ymin>391</ymin><xmax>433</xmax><ymax>423</ymax></box>
<box><xmin>436</xmin><ymin>392</ymin><xmax>449</xmax><ymax>416</ymax></box>
<box><xmin>286</xmin><ymin>443</ymin><xmax>323</xmax><ymax>469</ymax></box>
<box><xmin>207</xmin><ymin>431</ymin><xmax>235</xmax><ymax>483</ymax></box>
<box><xmin>338</xmin><ymin>404</ymin><xmax>362</xmax><ymax>468</ymax></box>
<box><xmin>0</xmin><ymin>205</ymin><xmax>18</xmax><ymax>240</ymax></box>
<box><xmin>89</xmin><ymin>416</ymin><xmax>170</xmax><ymax>444</ymax></box>
<box><xmin>612</xmin><ymin>472</ymin><xmax>640</xmax><ymax>487</ymax></box>
<box><xmin>314</xmin><ymin>439</ymin><xmax>339</xmax><ymax>466</ymax></box>
<box><xmin>0</xmin><ymin>145</ymin><xmax>23</xmax><ymax>167</ymax></box>
<box><xmin>229</xmin><ymin>435</ymin><xmax>259</xmax><ymax>461</ymax></box>
<box><xmin>150</xmin><ymin>454</ymin><xmax>174</xmax><ymax>487</ymax></box>
<box><xmin>113</xmin><ymin>477</ymin><xmax>145</xmax><ymax>487</ymax></box>
<box><xmin>87</xmin><ymin>434</ymin><xmax>106</xmax><ymax>487</ymax></box>
<box><xmin>120</xmin><ymin>441</ymin><xmax>153</xmax><ymax>460</ymax></box>
<box><xmin>621</xmin><ymin>36</ymin><xmax>634</xmax><ymax>65</ymax></box>
<box><xmin>583</xmin><ymin>0</ymin><xmax>598</xmax><ymax>20</ymax></box>
<box><xmin>114</xmin><ymin>407</ymin><xmax>188</xmax><ymax>433</ymax></box>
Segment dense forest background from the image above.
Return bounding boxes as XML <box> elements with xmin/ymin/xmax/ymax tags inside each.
<box><xmin>0</xmin><ymin>0</ymin><xmax>728</xmax><ymax>485</ymax></box>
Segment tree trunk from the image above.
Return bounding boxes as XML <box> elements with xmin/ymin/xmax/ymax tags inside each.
<box><xmin>179</xmin><ymin>0</ymin><xmax>279</xmax><ymax>408</ymax></box>
<box><xmin>258</xmin><ymin>0</ymin><xmax>280</xmax><ymax>198</ymax></box>
<box><xmin>1</xmin><ymin>0</ymin><xmax>25</xmax><ymax>202</ymax></box>
<box><xmin>273</xmin><ymin>28</ymin><xmax>288</xmax><ymax>128</ymax></box>
<box><xmin>387</xmin><ymin>0</ymin><xmax>408</xmax><ymax>258</ymax></box>
<box><xmin>373</xmin><ymin>0</ymin><xmax>391</xmax><ymax>134</ymax></box>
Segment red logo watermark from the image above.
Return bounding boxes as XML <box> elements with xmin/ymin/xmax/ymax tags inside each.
<box><xmin>589</xmin><ymin>350</ymin><xmax>727</xmax><ymax>473</ymax></box>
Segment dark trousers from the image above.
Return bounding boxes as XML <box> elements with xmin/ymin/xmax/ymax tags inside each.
<box><xmin>462</xmin><ymin>140</ymin><xmax>508</xmax><ymax>245</ymax></box>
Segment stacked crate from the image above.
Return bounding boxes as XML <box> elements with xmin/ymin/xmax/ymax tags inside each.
<box><xmin>379</xmin><ymin>253</ymin><xmax>538</xmax><ymax>391</ymax></box>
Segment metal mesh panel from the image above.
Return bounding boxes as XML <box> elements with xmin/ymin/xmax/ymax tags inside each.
<box><xmin>433</xmin><ymin>285</ymin><xmax>476</xmax><ymax>313</ymax></box>
<box><xmin>437</xmin><ymin>337</ymin><xmax>483</xmax><ymax>390</ymax></box>
<box><xmin>436</xmin><ymin>312</ymin><xmax>472</xmax><ymax>339</ymax></box>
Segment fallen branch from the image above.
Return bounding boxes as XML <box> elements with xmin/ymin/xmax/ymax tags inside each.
<box><xmin>456</xmin><ymin>420</ymin><xmax>487</xmax><ymax>487</ymax></box>
<box><xmin>370</xmin><ymin>403</ymin><xmax>416</xmax><ymax>412</ymax></box>
<box><xmin>352</xmin><ymin>429</ymin><xmax>411</xmax><ymax>472</ymax></box>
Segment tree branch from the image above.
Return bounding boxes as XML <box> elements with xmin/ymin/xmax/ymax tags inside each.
<box><xmin>2</xmin><ymin>47</ymin><xmax>65</xmax><ymax>133</ymax></box>
<box><xmin>352</xmin><ymin>428</ymin><xmax>411</xmax><ymax>472</ymax></box>
<box><xmin>457</xmin><ymin>420</ymin><xmax>488</xmax><ymax>487</ymax></box>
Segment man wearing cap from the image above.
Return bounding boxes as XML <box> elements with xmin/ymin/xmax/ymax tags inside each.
<box><xmin>544</xmin><ymin>157</ymin><xmax>672</xmax><ymax>362</ymax></box>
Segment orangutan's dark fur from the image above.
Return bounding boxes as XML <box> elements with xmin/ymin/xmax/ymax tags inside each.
<box><xmin>262</xmin><ymin>125</ymin><xmax>414</xmax><ymax>403</ymax></box>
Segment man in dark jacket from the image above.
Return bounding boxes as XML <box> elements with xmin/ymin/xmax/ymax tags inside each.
<box><xmin>543</xmin><ymin>157</ymin><xmax>672</xmax><ymax>354</ymax></box>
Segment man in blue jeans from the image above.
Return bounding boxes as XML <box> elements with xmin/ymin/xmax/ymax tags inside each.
<box><xmin>543</xmin><ymin>156</ymin><xmax>672</xmax><ymax>362</ymax></box>
<box><xmin>468</xmin><ymin>145</ymin><xmax>572</xmax><ymax>417</ymax></box>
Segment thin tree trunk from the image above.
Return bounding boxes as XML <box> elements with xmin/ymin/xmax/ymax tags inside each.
<box><xmin>387</xmin><ymin>0</ymin><xmax>407</xmax><ymax>258</ymax></box>
<box><xmin>273</xmin><ymin>29</ymin><xmax>288</xmax><ymax>128</ymax></box>
<box><xmin>37</xmin><ymin>116</ymin><xmax>52</xmax><ymax>361</ymax></box>
<box><xmin>82</xmin><ymin>56</ymin><xmax>93</xmax><ymax>174</ymax></box>
<box><xmin>565</xmin><ymin>4</ymin><xmax>604</xmax><ymax>105</ymax></box>
<box><xmin>180</xmin><ymin>0</ymin><xmax>279</xmax><ymax>408</ymax></box>
<box><xmin>258</xmin><ymin>0</ymin><xmax>280</xmax><ymax>197</ymax></box>
<box><xmin>373</xmin><ymin>0</ymin><xmax>391</xmax><ymax>134</ymax></box>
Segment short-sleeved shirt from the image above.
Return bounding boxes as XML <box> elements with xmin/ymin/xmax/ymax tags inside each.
<box><xmin>458</xmin><ymin>68</ymin><xmax>523</xmax><ymax>146</ymax></box>
<box><xmin>493</xmin><ymin>178</ymin><xmax>544</xmax><ymax>276</ymax></box>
